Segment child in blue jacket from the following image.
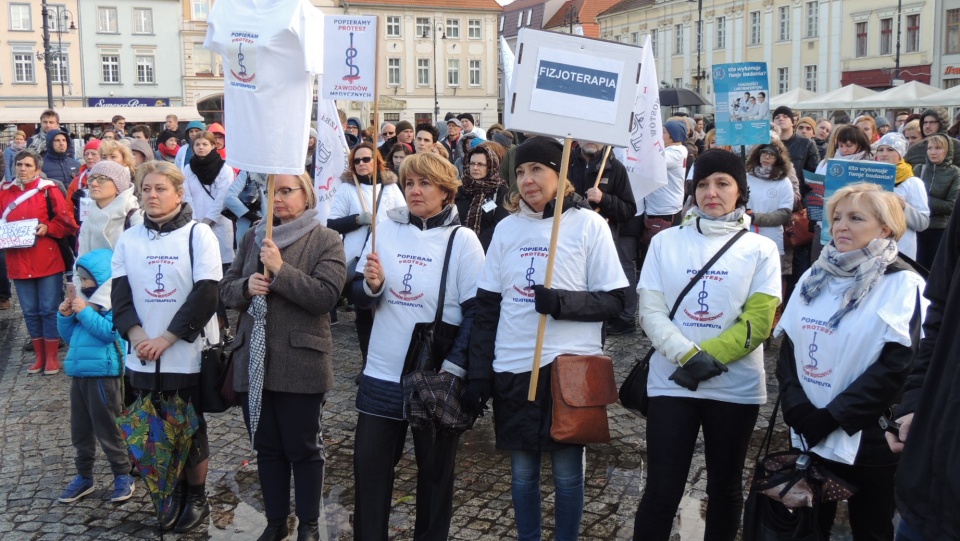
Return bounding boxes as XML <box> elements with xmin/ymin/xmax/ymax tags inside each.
<box><xmin>57</xmin><ymin>248</ymin><xmax>135</xmax><ymax>504</ymax></box>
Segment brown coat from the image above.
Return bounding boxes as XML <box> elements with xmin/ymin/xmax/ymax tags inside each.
<box><xmin>220</xmin><ymin>224</ymin><xmax>346</xmax><ymax>394</ymax></box>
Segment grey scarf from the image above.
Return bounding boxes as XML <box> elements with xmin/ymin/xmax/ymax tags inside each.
<box><xmin>254</xmin><ymin>208</ymin><xmax>320</xmax><ymax>249</ymax></box>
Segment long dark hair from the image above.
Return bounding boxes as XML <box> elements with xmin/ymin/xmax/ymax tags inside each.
<box><xmin>745</xmin><ymin>139</ymin><xmax>791</xmax><ymax>180</ymax></box>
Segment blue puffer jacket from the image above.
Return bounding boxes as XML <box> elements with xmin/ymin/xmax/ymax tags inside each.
<box><xmin>58</xmin><ymin>249</ymin><xmax>126</xmax><ymax>378</ymax></box>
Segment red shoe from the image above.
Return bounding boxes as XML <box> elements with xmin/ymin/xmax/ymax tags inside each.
<box><xmin>43</xmin><ymin>339</ymin><xmax>61</xmax><ymax>375</ymax></box>
<box><xmin>27</xmin><ymin>339</ymin><xmax>44</xmax><ymax>374</ymax></box>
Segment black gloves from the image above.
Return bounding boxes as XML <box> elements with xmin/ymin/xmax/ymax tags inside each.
<box><xmin>462</xmin><ymin>378</ymin><xmax>492</xmax><ymax>417</ymax></box>
<box><xmin>791</xmin><ymin>406</ymin><xmax>839</xmax><ymax>448</ymax></box>
<box><xmin>243</xmin><ymin>210</ymin><xmax>261</xmax><ymax>223</ymax></box>
<box><xmin>669</xmin><ymin>350</ymin><xmax>728</xmax><ymax>391</ymax></box>
<box><xmin>531</xmin><ymin>285</ymin><xmax>561</xmax><ymax>317</ymax></box>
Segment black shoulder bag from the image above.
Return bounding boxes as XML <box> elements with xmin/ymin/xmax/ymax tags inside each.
<box><xmin>401</xmin><ymin>226</ymin><xmax>461</xmax><ymax>375</ymax></box>
<box><xmin>619</xmin><ymin>228</ymin><xmax>747</xmax><ymax>416</ymax></box>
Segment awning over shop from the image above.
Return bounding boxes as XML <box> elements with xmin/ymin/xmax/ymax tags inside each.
<box><xmin>794</xmin><ymin>85</ymin><xmax>878</xmax><ymax>110</ymax></box>
<box><xmin>853</xmin><ymin>81</ymin><xmax>942</xmax><ymax>109</ymax></box>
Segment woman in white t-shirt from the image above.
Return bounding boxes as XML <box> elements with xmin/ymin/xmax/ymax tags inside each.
<box><xmin>352</xmin><ymin>152</ymin><xmax>484</xmax><ymax>541</ymax></box>
<box><xmin>874</xmin><ymin>132</ymin><xmax>930</xmax><ymax>260</ymax></box>
<box><xmin>467</xmin><ymin>138</ymin><xmax>629</xmax><ymax>541</ymax></box>
<box><xmin>745</xmin><ymin>141</ymin><xmax>795</xmax><ymax>263</ymax></box>
<box><xmin>776</xmin><ymin>183</ymin><xmax>925</xmax><ymax>540</ymax></box>
<box><xmin>635</xmin><ymin>149</ymin><xmax>781</xmax><ymax>541</ymax></box>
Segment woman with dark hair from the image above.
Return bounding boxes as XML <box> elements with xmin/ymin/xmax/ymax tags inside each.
<box><xmin>385</xmin><ymin>142</ymin><xmax>413</xmax><ymax>176</ymax></box>
<box><xmin>745</xmin><ymin>140</ymin><xmax>795</xmax><ymax>273</ymax></box>
<box><xmin>328</xmin><ymin>142</ymin><xmax>406</xmax><ymax>382</ymax></box>
<box><xmin>353</xmin><ymin>152</ymin><xmax>484</xmax><ymax>541</ymax></box>
<box><xmin>455</xmin><ymin>144</ymin><xmax>510</xmax><ymax>252</ymax></box>
<box><xmin>0</xmin><ymin>149</ymin><xmax>78</xmax><ymax>375</ymax></box>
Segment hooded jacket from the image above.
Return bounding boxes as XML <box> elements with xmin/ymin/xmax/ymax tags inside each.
<box><xmin>59</xmin><ymin>249</ymin><xmax>126</xmax><ymax>378</ymax></box>
<box><xmin>904</xmin><ymin>107</ymin><xmax>960</xmax><ymax>167</ymax></box>
<box><xmin>913</xmin><ymin>135</ymin><xmax>960</xmax><ymax>229</ymax></box>
<box><xmin>174</xmin><ymin>120</ymin><xmax>207</xmax><ymax>170</ymax></box>
<box><xmin>40</xmin><ymin>129</ymin><xmax>80</xmax><ymax>184</ymax></box>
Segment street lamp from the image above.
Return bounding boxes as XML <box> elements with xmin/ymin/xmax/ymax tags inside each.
<box><xmin>424</xmin><ymin>21</ymin><xmax>446</xmax><ymax>120</ymax></box>
<box><xmin>893</xmin><ymin>0</ymin><xmax>904</xmax><ymax>85</ymax></box>
<box><xmin>689</xmin><ymin>0</ymin><xmax>704</xmax><ymax>94</ymax></box>
<box><xmin>38</xmin><ymin>0</ymin><xmax>75</xmax><ymax>109</ymax></box>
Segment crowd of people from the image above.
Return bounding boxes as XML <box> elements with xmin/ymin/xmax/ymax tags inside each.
<box><xmin>1</xmin><ymin>101</ymin><xmax>959</xmax><ymax>541</ymax></box>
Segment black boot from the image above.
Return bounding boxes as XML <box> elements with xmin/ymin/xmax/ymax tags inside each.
<box><xmin>296</xmin><ymin>519</ymin><xmax>319</xmax><ymax>541</ymax></box>
<box><xmin>173</xmin><ymin>483</ymin><xmax>210</xmax><ymax>532</ymax></box>
<box><xmin>160</xmin><ymin>482</ymin><xmax>186</xmax><ymax>531</ymax></box>
<box><xmin>257</xmin><ymin>518</ymin><xmax>289</xmax><ymax>541</ymax></box>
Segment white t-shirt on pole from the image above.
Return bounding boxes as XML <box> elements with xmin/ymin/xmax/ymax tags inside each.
<box><xmin>204</xmin><ymin>0</ymin><xmax>323</xmax><ymax>174</ymax></box>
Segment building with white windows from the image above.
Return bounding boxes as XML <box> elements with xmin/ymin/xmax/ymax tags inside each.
<box><xmin>78</xmin><ymin>0</ymin><xmax>183</xmax><ymax>108</ymax></box>
<box><xmin>0</xmin><ymin>0</ymin><xmax>83</xmax><ymax>107</ymax></box>
<box><xmin>931</xmin><ymin>0</ymin><xmax>960</xmax><ymax>88</ymax></box>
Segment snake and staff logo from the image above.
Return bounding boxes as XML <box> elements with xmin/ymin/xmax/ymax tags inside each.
<box><xmin>228</xmin><ymin>32</ymin><xmax>258</xmax><ymax>90</ymax></box>
<box><xmin>512</xmin><ymin>247</ymin><xmax>548</xmax><ymax>302</ymax></box>
<box><xmin>802</xmin><ymin>331</ymin><xmax>833</xmax><ymax>381</ymax></box>
<box><xmin>389</xmin><ymin>253</ymin><xmax>432</xmax><ymax>307</ymax></box>
<box><xmin>683</xmin><ymin>280</ymin><xmax>725</xmax><ymax>327</ymax></box>
<box><xmin>343</xmin><ymin>32</ymin><xmax>361</xmax><ymax>83</ymax></box>
<box><xmin>144</xmin><ymin>256</ymin><xmax>179</xmax><ymax>301</ymax></box>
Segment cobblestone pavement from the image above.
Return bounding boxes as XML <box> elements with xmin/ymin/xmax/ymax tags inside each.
<box><xmin>0</xmin><ymin>299</ymin><xmax>850</xmax><ymax>541</ymax></box>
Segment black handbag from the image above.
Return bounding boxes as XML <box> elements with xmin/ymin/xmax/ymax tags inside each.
<box><xmin>619</xmin><ymin>229</ymin><xmax>747</xmax><ymax>416</ymax></box>
<box><xmin>199</xmin><ymin>340</ymin><xmax>232</xmax><ymax>413</ymax></box>
<box><xmin>402</xmin><ymin>227</ymin><xmax>461</xmax><ymax>375</ymax></box>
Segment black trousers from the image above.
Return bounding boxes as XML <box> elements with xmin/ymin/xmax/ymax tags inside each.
<box><xmin>818</xmin><ymin>460</ymin><xmax>898</xmax><ymax>541</ymax></box>
<box><xmin>353</xmin><ymin>412</ymin><xmax>460</xmax><ymax>541</ymax></box>
<box><xmin>250</xmin><ymin>390</ymin><xmax>326</xmax><ymax>521</ymax></box>
<box><xmin>355</xmin><ymin>307</ymin><xmax>373</xmax><ymax>360</ymax></box>
<box><xmin>634</xmin><ymin>396</ymin><xmax>759</xmax><ymax>541</ymax></box>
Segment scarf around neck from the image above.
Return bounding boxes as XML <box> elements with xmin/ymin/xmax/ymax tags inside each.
<box><xmin>189</xmin><ymin>151</ymin><xmax>225</xmax><ymax>186</ymax></box>
<box><xmin>461</xmin><ymin>171</ymin><xmax>505</xmax><ymax>235</ymax></box>
<box><xmin>799</xmin><ymin>238</ymin><xmax>898</xmax><ymax>329</ymax></box>
<box><xmin>254</xmin><ymin>208</ymin><xmax>319</xmax><ymax>250</ymax></box>
<box><xmin>158</xmin><ymin>143</ymin><xmax>180</xmax><ymax>159</ymax></box>
<box><xmin>895</xmin><ymin>160</ymin><xmax>913</xmax><ymax>185</ymax></box>
<box><xmin>753</xmin><ymin>165</ymin><xmax>773</xmax><ymax>180</ymax></box>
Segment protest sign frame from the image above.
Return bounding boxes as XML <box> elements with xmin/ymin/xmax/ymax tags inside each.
<box><xmin>505</xmin><ymin>28</ymin><xmax>641</xmax><ymax>147</ymax></box>
<box><xmin>820</xmin><ymin>160</ymin><xmax>896</xmax><ymax>245</ymax></box>
<box><xmin>712</xmin><ymin>62</ymin><xmax>771</xmax><ymax>147</ymax></box>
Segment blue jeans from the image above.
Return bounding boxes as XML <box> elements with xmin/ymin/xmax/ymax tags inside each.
<box><xmin>896</xmin><ymin>520</ymin><xmax>933</xmax><ymax>541</ymax></box>
<box><xmin>13</xmin><ymin>273</ymin><xmax>63</xmax><ymax>339</ymax></box>
<box><xmin>511</xmin><ymin>446</ymin><xmax>585</xmax><ymax>541</ymax></box>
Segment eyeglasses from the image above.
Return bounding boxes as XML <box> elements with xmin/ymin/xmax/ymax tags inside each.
<box><xmin>382</xmin><ymin>132</ymin><xmax>395</xmax><ymax>137</ymax></box>
<box><xmin>469</xmin><ymin>162</ymin><xmax>488</xmax><ymax>168</ymax></box>
<box><xmin>353</xmin><ymin>156</ymin><xmax>373</xmax><ymax>165</ymax></box>
<box><xmin>274</xmin><ymin>187</ymin><xmax>303</xmax><ymax>199</ymax></box>
<box><xmin>87</xmin><ymin>175</ymin><xmax>114</xmax><ymax>184</ymax></box>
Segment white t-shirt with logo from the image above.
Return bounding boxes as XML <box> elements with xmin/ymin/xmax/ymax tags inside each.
<box><xmin>204</xmin><ymin>0</ymin><xmax>322</xmax><ymax>174</ymax></box>
<box><xmin>895</xmin><ymin>176</ymin><xmax>930</xmax><ymax>260</ymax></box>
<box><xmin>776</xmin><ymin>268</ymin><xmax>925</xmax><ymax>464</ymax></box>
<box><xmin>478</xmin><ymin>208</ymin><xmax>629</xmax><ymax>374</ymax></box>
<box><xmin>361</xmin><ymin>221</ymin><xmax>484</xmax><ymax>383</ymax></box>
<box><xmin>638</xmin><ymin>224</ymin><xmax>781</xmax><ymax>404</ymax></box>
<box><xmin>329</xmin><ymin>182</ymin><xmax>406</xmax><ymax>262</ymax></box>
<box><xmin>112</xmin><ymin>222</ymin><xmax>224</xmax><ymax>376</ymax></box>
<box><xmin>644</xmin><ymin>144</ymin><xmax>687</xmax><ymax>216</ymax></box>
<box><xmin>746</xmin><ymin>174</ymin><xmax>794</xmax><ymax>255</ymax></box>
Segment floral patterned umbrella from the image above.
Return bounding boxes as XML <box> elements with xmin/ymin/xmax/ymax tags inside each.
<box><xmin>116</xmin><ymin>392</ymin><xmax>199</xmax><ymax>535</ymax></box>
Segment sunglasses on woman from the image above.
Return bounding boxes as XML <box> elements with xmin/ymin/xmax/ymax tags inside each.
<box><xmin>353</xmin><ymin>157</ymin><xmax>373</xmax><ymax>165</ymax></box>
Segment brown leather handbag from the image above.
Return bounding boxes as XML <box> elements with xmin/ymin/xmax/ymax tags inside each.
<box><xmin>550</xmin><ymin>354</ymin><xmax>619</xmax><ymax>444</ymax></box>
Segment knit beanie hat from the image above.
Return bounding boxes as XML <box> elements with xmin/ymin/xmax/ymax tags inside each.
<box><xmin>395</xmin><ymin>120</ymin><xmax>414</xmax><ymax>135</ymax></box>
<box><xmin>516</xmin><ymin>137</ymin><xmax>564</xmax><ymax>172</ymax></box>
<box><xmin>493</xmin><ymin>131</ymin><xmax>515</xmax><ymax>147</ymax></box>
<box><xmin>663</xmin><ymin>120</ymin><xmax>688</xmax><ymax>143</ymax></box>
<box><xmin>692</xmin><ymin>149</ymin><xmax>749</xmax><ymax>207</ymax></box>
<box><xmin>875</xmin><ymin>116</ymin><xmax>890</xmax><ymax>129</ymax></box>
<box><xmin>309</xmin><ymin>127</ymin><xmax>318</xmax><ymax>139</ymax></box>
<box><xmin>347</xmin><ymin>117</ymin><xmax>362</xmax><ymax>130</ymax></box>
<box><xmin>458</xmin><ymin>113</ymin><xmax>475</xmax><ymax>124</ymax></box>
<box><xmin>773</xmin><ymin>106</ymin><xmax>794</xmax><ymax>123</ymax></box>
<box><xmin>797</xmin><ymin>117</ymin><xmax>817</xmax><ymax>133</ymax></box>
<box><xmin>83</xmin><ymin>139</ymin><xmax>102</xmax><ymax>153</ymax></box>
<box><xmin>158</xmin><ymin>130</ymin><xmax>180</xmax><ymax>145</ymax></box>
<box><xmin>877</xmin><ymin>132</ymin><xmax>908</xmax><ymax>159</ymax></box>
<box><xmin>89</xmin><ymin>159</ymin><xmax>132</xmax><ymax>193</ymax></box>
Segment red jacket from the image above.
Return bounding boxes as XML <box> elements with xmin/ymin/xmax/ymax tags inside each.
<box><xmin>0</xmin><ymin>178</ymin><xmax>78</xmax><ymax>279</ymax></box>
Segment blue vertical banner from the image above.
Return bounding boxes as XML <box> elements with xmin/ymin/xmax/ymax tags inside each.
<box><xmin>711</xmin><ymin>62</ymin><xmax>771</xmax><ymax>147</ymax></box>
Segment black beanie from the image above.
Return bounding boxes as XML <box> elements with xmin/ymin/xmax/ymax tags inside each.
<box><xmin>692</xmin><ymin>149</ymin><xmax>749</xmax><ymax>207</ymax></box>
<box><xmin>516</xmin><ymin>137</ymin><xmax>564</xmax><ymax>172</ymax></box>
<box><xmin>395</xmin><ymin>120</ymin><xmax>414</xmax><ymax>134</ymax></box>
<box><xmin>772</xmin><ymin>106</ymin><xmax>794</xmax><ymax>123</ymax></box>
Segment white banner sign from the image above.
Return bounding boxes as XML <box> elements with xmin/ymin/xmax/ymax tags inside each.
<box><xmin>529</xmin><ymin>47</ymin><xmax>624</xmax><ymax>125</ymax></box>
<box><xmin>314</xmin><ymin>82</ymin><xmax>349</xmax><ymax>225</ymax></box>
<box><xmin>322</xmin><ymin>15</ymin><xmax>378</xmax><ymax>102</ymax></box>
<box><xmin>500</xmin><ymin>35</ymin><xmax>516</xmax><ymax>99</ymax></box>
<box><xmin>0</xmin><ymin>219</ymin><xmax>39</xmax><ymax>249</ymax></box>
<box><xmin>624</xmin><ymin>36</ymin><xmax>668</xmax><ymax>206</ymax></box>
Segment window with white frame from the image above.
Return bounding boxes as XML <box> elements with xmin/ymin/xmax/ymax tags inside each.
<box><xmin>856</xmin><ymin>21</ymin><xmax>868</xmax><ymax>57</ymax></box>
<box><xmin>134</xmin><ymin>8</ymin><xmax>153</xmax><ymax>34</ymax></box>
<box><xmin>499</xmin><ymin>16</ymin><xmax>504</xmax><ymax>32</ymax></box>
<box><xmin>387</xmin><ymin>58</ymin><xmax>401</xmax><ymax>85</ymax></box>
<box><xmin>804</xmin><ymin>65</ymin><xmax>817</xmax><ymax>92</ymax></box>
<box><xmin>98</xmin><ymin>6</ymin><xmax>118</xmax><ymax>33</ymax></box>
<box><xmin>469</xmin><ymin>59</ymin><xmax>481</xmax><ymax>86</ymax></box>
<box><xmin>674</xmin><ymin>77</ymin><xmax>683</xmax><ymax>88</ymax></box>
<box><xmin>906</xmin><ymin>14</ymin><xmax>920</xmax><ymax>52</ymax></box>
<box><xmin>446</xmin><ymin>19</ymin><xmax>460</xmax><ymax>39</ymax></box>
<box><xmin>750</xmin><ymin>11</ymin><xmax>761</xmax><ymax>45</ymax></box>
<box><xmin>948</xmin><ymin>9</ymin><xmax>960</xmax><ymax>54</ymax></box>
<box><xmin>880</xmin><ymin>18</ymin><xmax>893</xmax><ymax>55</ymax></box>
<box><xmin>13</xmin><ymin>51</ymin><xmax>34</xmax><ymax>82</ymax></box>
<box><xmin>386</xmin><ymin>16</ymin><xmax>400</xmax><ymax>37</ymax></box>
<box><xmin>47</xmin><ymin>4</ymin><xmax>67</xmax><ymax>31</ymax></box>
<box><xmin>50</xmin><ymin>48</ymin><xmax>68</xmax><ymax>83</ymax></box>
<box><xmin>193</xmin><ymin>42</ymin><xmax>212</xmax><ymax>75</ymax></box>
<box><xmin>10</xmin><ymin>3</ymin><xmax>31</xmax><ymax>30</ymax></box>
<box><xmin>805</xmin><ymin>1</ymin><xmax>818</xmax><ymax>37</ymax></box>
<box><xmin>416</xmin><ymin>17</ymin><xmax>431</xmax><ymax>38</ymax></box>
<box><xmin>101</xmin><ymin>54</ymin><xmax>120</xmax><ymax>83</ymax></box>
<box><xmin>777</xmin><ymin>67</ymin><xmax>789</xmax><ymax>94</ymax></box>
<box><xmin>137</xmin><ymin>55</ymin><xmax>155</xmax><ymax>83</ymax></box>
<box><xmin>447</xmin><ymin>59</ymin><xmax>460</xmax><ymax>86</ymax></box>
<box><xmin>674</xmin><ymin>24</ymin><xmax>683</xmax><ymax>54</ymax></box>
<box><xmin>632</xmin><ymin>32</ymin><xmax>639</xmax><ymax>44</ymax></box>
<box><xmin>192</xmin><ymin>0</ymin><xmax>208</xmax><ymax>21</ymax></box>
<box><xmin>468</xmin><ymin>19</ymin><xmax>481</xmax><ymax>39</ymax></box>
<box><xmin>517</xmin><ymin>12</ymin><xmax>522</xmax><ymax>28</ymax></box>
<box><xmin>526</xmin><ymin>9</ymin><xmax>532</xmax><ymax>26</ymax></box>
<box><xmin>716</xmin><ymin>16</ymin><xmax>725</xmax><ymax>49</ymax></box>
<box><xmin>417</xmin><ymin>58</ymin><xmax>430</xmax><ymax>86</ymax></box>
<box><xmin>650</xmin><ymin>28</ymin><xmax>658</xmax><ymax>55</ymax></box>
<box><xmin>778</xmin><ymin>6</ymin><xmax>790</xmax><ymax>41</ymax></box>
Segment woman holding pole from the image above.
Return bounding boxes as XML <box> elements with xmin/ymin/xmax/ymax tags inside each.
<box><xmin>465</xmin><ymin>138</ymin><xmax>628</xmax><ymax>541</ymax></box>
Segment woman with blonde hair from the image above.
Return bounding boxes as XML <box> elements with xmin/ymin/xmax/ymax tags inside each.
<box><xmin>855</xmin><ymin>114</ymin><xmax>881</xmax><ymax>146</ymax></box>
<box><xmin>99</xmin><ymin>140</ymin><xmax>136</xmax><ymax>179</ymax></box>
<box><xmin>913</xmin><ymin>134</ymin><xmax>960</xmax><ymax>268</ymax></box>
<box><xmin>776</xmin><ymin>182</ymin><xmax>924</xmax><ymax>540</ymax></box>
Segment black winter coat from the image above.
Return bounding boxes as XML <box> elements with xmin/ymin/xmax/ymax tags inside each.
<box><xmin>895</xmin><ymin>202</ymin><xmax>960</xmax><ymax>540</ymax></box>
<box><xmin>454</xmin><ymin>184</ymin><xmax>510</xmax><ymax>252</ymax></box>
<box><xmin>777</xmin><ymin>259</ymin><xmax>921</xmax><ymax>466</ymax></box>
<box><xmin>567</xmin><ymin>149</ymin><xmax>636</xmax><ymax>232</ymax></box>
